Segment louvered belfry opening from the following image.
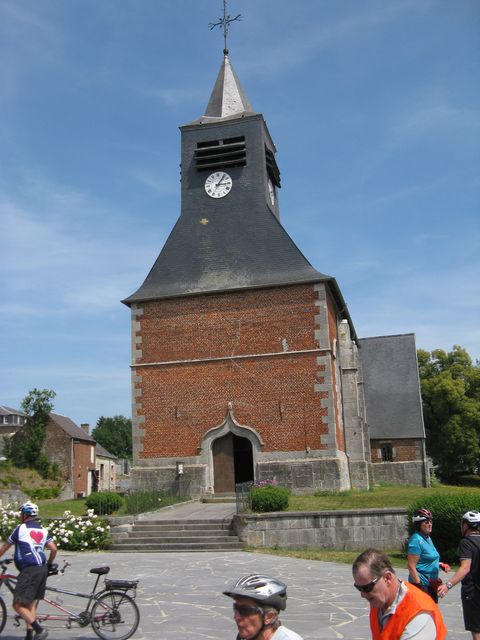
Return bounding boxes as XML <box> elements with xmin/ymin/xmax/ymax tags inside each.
<box><xmin>195</xmin><ymin>136</ymin><xmax>246</xmax><ymax>171</ymax></box>
<box><xmin>265</xmin><ymin>145</ymin><xmax>281</xmax><ymax>187</ymax></box>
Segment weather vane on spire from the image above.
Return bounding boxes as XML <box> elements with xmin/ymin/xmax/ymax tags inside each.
<box><xmin>209</xmin><ymin>0</ymin><xmax>242</xmax><ymax>56</ymax></box>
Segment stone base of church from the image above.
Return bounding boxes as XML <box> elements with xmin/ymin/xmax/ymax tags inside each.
<box><xmin>371</xmin><ymin>460</ymin><xmax>427</xmax><ymax>486</ymax></box>
<box><xmin>129</xmin><ymin>452</ymin><xmax>353</xmax><ymax>497</ymax></box>
<box><xmin>348</xmin><ymin>460</ymin><xmax>371</xmax><ymax>491</ymax></box>
<box><xmin>255</xmin><ymin>456</ymin><xmax>351</xmax><ymax>494</ymax></box>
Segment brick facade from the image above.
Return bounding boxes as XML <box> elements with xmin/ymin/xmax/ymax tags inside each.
<box><xmin>370</xmin><ymin>438</ymin><xmax>423</xmax><ymax>463</ymax></box>
<box><xmin>129</xmin><ymin>283</ymin><xmax>359</xmax><ymax>494</ymax></box>
<box><xmin>43</xmin><ymin>418</ymin><xmax>96</xmax><ymax>498</ymax></box>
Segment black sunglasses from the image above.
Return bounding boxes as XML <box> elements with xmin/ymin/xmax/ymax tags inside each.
<box><xmin>353</xmin><ymin>575</ymin><xmax>382</xmax><ymax>593</ymax></box>
<box><xmin>233</xmin><ymin>604</ymin><xmax>262</xmax><ymax>617</ymax></box>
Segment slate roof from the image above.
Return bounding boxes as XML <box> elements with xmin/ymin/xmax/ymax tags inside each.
<box><xmin>358</xmin><ymin>333</ymin><xmax>425</xmax><ymax>439</ymax></box>
<box><xmin>123</xmin><ymin>209</ymin><xmax>334</xmax><ymax>302</ymax></box>
<box><xmin>0</xmin><ymin>405</ymin><xmax>27</xmax><ymax>417</ymax></box>
<box><xmin>122</xmin><ymin>54</ymin><xmax>358</xmax><ymax>339</ymax></box>
<box><xmin>95</xmin><ymin>442</ymin><xmax>117</xmax><ymax>459</ymax></box>
<box><xmin>49</xmin><ymin>413</ymin><xmax>96</xmax><ymax>443</ymax></box>
<box><xmin>204</xmin><ymin>54</ymin><xmax>255</xmax><ymax>120</ymax></box>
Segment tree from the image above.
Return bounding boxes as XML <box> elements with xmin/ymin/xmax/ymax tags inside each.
<box><xmin>8</xmin><ymin>388</ymin><xmax>57</xmax><ymax>478</ymax></box>
<box><xmin>92</xmin><ymin>415</ymin><xmax>132</xmax><ymax>459</ymax></box>
<box><xmin>418</xmin><ymin>346</ymin><xmax>480</xmax><ymax>479</ymax></box>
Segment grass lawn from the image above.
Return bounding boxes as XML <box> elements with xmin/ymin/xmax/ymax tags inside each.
<box><xmin>287</xmin><ymin>482</ymin><xmax>480</xmax><ymax>511</ymax></box>
<box><xmin>37</xmin><ymin>498</ymin><xmax>88</xmax><ymax>518</ymax></box>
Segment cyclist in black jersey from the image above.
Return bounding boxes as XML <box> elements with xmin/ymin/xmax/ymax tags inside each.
<box><xmin>438</xmin><ymin>510</ymin><xmax>480</xmax><ymax>640</ymax></box>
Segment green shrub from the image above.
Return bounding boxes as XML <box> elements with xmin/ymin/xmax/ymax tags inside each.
<box><xmin>250</xmin><ymin>485</ymin><xmax>290</xmax><ymax>512</ymax></box>
<box><xmin>85</xmin><ymin>492</ymin><xmax>123</xmax><ymax>515</ymax></box>
<box><xmin>407</xmin><ymin>493</ymin><xmax>480</xmax><ymax>563</ymax></box>
<box><xmin>27</xmin><ymin>486</ymin><xmax>60</xmax><ymax>500</ymax></box>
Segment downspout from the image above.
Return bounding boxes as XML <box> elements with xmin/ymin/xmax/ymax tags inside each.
<box><xmin>70</xmin><ymin>439</ymin><xmax>75</xmax><ymax>498</ymax></box>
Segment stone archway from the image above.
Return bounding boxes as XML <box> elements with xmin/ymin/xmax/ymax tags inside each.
<box><xmin>212</xmin><ymin>433</ymin><xmax>254</xmax><ymax>492</ymax></box>
<box><xmin>200</xmin><ymin>404</ymin><xmax>263</xmax><ymax>494</ymax></box>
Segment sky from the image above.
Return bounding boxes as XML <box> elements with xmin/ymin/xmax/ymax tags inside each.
<box><xmin>1</xmin><ymin>0</ymin><xmax>479</xmax><ymax>429</ymax></box>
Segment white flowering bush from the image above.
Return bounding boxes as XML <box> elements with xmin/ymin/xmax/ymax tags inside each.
<box><xmin>0</xmin><ymin>505</ymin><xmax>20</xmax><ymax>541</ymax></box>
<box><xmin>47</xmin><ymin>510</ymin><xmax>110</xmax><ymax>550</ymax></box>
<box><xmin>0</xmin><ymin>506</ymin><xmax>110</xmax><ymax>551</ymax></box>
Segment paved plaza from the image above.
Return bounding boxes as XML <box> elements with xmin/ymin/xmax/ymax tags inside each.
<box><xmin>0</xmin><ymin>549</ymin><xmax>469</xmax><ymax>640</ymax></box>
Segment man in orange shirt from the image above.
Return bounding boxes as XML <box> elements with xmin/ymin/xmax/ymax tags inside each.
<box><xmin>352</xmin><ymin>548</ymin><xmax>446</xmax><ymax>639</ymax></box>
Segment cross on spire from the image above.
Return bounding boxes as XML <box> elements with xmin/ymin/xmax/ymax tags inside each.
<box><xmin>208</xmin><ymin>0</ymin><xmax>242</xmax><ymax>56</ymax></box>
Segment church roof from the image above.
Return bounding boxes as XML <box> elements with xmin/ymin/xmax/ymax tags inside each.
<box><xmin>122</xmin><ymin>206</ymin><xmax>332</xmax><ymax>303</ymax></box>
<box><xmin>191</xmin><ymin>54</ymin><xmax>257</xmax><ymax>124</ymax></box>
<box><xmin>122</xmin><ymin>52</ymin><xmax>358</xmax><ymax>338</ymax></box>
<box><xmin>358</xmin><ymin>333</ymin><xmax>425</xmax><ymax>439</ymax></box>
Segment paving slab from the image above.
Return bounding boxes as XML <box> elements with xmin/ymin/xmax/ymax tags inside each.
<box><xmin>0</xmin><ymin>550</ymin><xmax>468</xmax><ymax>640</ymax></box>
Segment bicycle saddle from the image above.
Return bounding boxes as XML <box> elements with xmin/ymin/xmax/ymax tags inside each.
<box><xmin>90</xmin><ymin>566</ymin><xmax>110</xmax><ymax>575</ymax></box>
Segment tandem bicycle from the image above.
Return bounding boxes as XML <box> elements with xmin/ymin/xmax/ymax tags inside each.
<box><xmin>0</xmin><ymin>558</ymin><xmax>140</xmax><ymax>639</ymax></box>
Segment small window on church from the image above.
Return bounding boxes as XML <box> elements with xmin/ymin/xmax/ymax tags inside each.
<box><xmin>381</xmin><ymin>443</ymin><xmax>393</xmax><ymax>462</ymax></box>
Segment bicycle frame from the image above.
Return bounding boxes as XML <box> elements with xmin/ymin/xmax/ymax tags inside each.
<box><xmin>0</xmin><ymin>558</ymin><xmax>139</xmax><ymax>635</ymax></box>
<box><xmin>37</xmin><ymin>572</ymin><xmax>110</xmax><ymax>627</ymax></box>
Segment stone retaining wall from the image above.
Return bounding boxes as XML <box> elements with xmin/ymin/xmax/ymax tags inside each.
<box><xmin>232</xmin><ymin>508</ymin><xmax>408</xmax><ymax>551</ymax></box>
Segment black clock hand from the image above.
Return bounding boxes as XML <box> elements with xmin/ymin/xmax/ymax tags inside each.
<box><xmin>216</xmin><ymin>173</ymin><xmax>227</xmax><ymax>187</ymax></box>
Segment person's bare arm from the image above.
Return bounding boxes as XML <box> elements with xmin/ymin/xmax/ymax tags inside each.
<box><xmin>407</xmin><ymin>554</ymin><xmax>421</xmax><ymax>584</ymax></box>
<box><xmin>46</xmin><ymin>539</ymin><xmax>57</xmax><ymax>565</ymax></box>
<box><xmin>438</xmin><ymin>558</ymin><xmax>471</xmax><ymax>598</ymax></box>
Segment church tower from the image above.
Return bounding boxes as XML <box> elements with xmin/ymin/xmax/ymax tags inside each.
<box><xmin>122</xmin><ymin>51</ymin><xmax>369</xmax><ymax>495</ymax></box>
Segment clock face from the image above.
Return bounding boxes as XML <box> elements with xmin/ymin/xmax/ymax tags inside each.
<box><xmin>205</xmin><ymin>172</ymin><xmax>233</xmax><ymax>199</ymax></box>
<box><xmin>267</xmin><ymin>178</ymin><xmax>275</xmax><ymax>206</ymax></box>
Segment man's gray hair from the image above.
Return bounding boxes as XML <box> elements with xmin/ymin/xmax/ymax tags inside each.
<box><xmin>352</xmin><ymin>548</ymin><xmax>395</xmax><ymax>579</ymax></box>
<box><xmin>262</xmin><ymin>605</ymin><xmax>281</xmax><ymax>630</ymax></box>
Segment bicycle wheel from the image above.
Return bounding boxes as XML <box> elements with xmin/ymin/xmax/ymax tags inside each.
<box><xmin>90</xmin><ymin>591</ymin><xmax>139</xmax><ymax>640</ymax></box>
<box><xmin>0</xmin><ymin>595</ymin><xmax>7</xmax><ymax>635</ymax></box>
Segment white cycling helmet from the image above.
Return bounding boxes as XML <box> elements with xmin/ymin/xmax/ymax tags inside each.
<box><xmin>462</xmin><ymin>511</ymin><xmax>480</xmax><ymax>528</ymax></box>
<box><xmin>20</xmin><ymin>502</ymin><xmax>39</xmax><ymax>517</ymax></box>
<box><xmin>223</xmin><ymin>574</ymin><xmax>287</xmax><ymax>611</ymax></box>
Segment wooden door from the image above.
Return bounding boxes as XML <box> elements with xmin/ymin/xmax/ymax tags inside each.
<box><xmin>212</xmin><ymin>433</ymin><xmax>235</xmax><ymax>493</ymax></box>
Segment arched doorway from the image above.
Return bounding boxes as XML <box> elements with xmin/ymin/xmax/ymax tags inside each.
<box><xmin>212</xmin><ymin>433</ymin><xmax>254</xmax><ymax>493</ymax></box>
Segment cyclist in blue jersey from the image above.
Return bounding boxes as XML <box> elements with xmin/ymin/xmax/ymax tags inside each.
<box><xmin>407</xmin><ymin>508</ymin><xmax>450</xmax><ymax>603</ymax></box>
<box><xmin>0</xmin><ymin>502</ymin><xmax>57</xmax><ymax>640</ymax></box>
<box><xmin>223</xmin><ymin>574</ymin><xmax>304</xmax><ymax>640</ymax></box>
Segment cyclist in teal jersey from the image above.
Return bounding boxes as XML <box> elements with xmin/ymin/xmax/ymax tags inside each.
<box><xmin>407</xmin><ymin>508</ymin><xmax>450</xmax><ymax>602</ymax></box>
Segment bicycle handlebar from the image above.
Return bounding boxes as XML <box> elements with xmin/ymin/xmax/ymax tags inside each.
<box><xmin>0</xmin><ymin>558</ymin><xmax>14</xmax><ymax>570</ymax></box>
<box><xmin>1</xmin><ymin>558</ymin><xmax>71</xmax><ymax>575</ymax></box>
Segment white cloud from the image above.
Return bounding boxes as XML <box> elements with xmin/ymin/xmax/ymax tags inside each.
<box><xmin>391</xmin><ymin>104</ymin><xmax>480</xmax><ymax>142</ymax></box>
<box><xmin>0</xmin><ymin>172</ymin><xmax>163</xmax><ymax>314</ymax></box>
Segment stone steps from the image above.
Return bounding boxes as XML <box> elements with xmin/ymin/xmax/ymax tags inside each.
<box><xmin>202</xmin><ymin>495</ymin><xmax>236</xmax><ymax>503</ymax></box>
<box><xmin>109</xmin><ymin>517</ymin><xmax>244</xmax><ymax>552</ymax></box>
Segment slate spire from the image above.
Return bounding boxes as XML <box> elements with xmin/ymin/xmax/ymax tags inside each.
<box><xmin>122</xmin><ymin>53</ymin><xmax>352</xmax><ymax>327</ymax></box>
<box><xmin>203</xmin><ymin>54</ymin><xmax>255</xmax><ymax>120</ymax></box>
